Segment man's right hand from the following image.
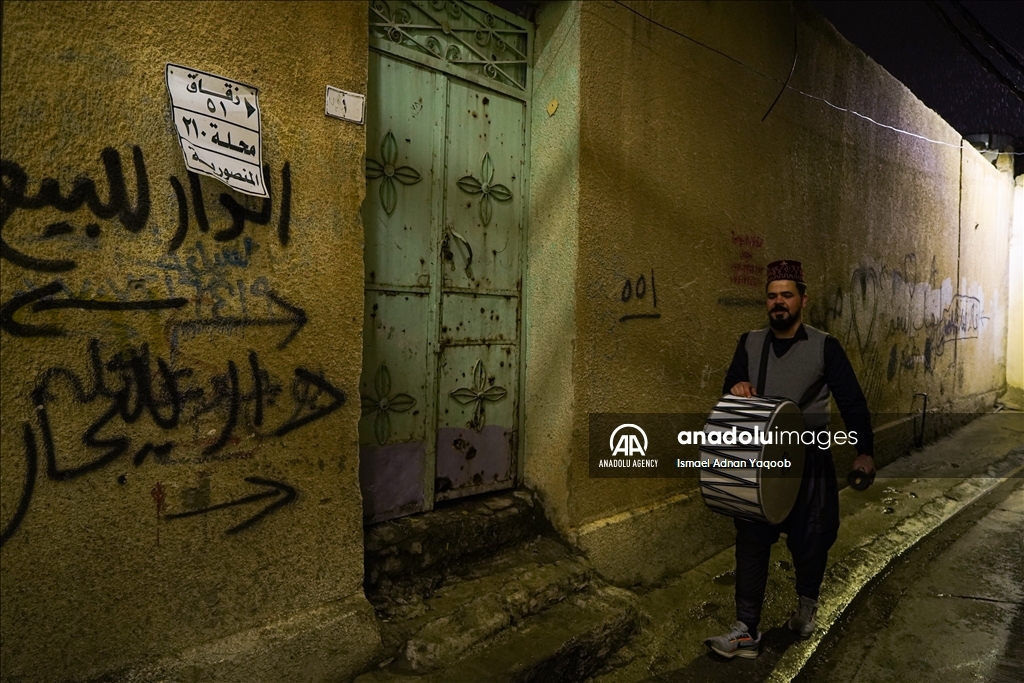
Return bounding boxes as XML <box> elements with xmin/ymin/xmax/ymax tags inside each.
<box><xmin>730</xmin><ymin>382</ymin><xmax>757</xmax><ymax>397</ymax></box>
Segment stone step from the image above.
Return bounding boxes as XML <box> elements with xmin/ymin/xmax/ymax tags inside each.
<box><xmin>357</xmin><ymin>583</ymin><xmax>645</xmax><ymax>683</ymax></box>
<box><xmin>383</xmin><ymin>538</ymin><xmax>594</xmax><ymax>671</ymax></box>
<box><xmin>365</xmin><ymin>491</ymin><xmax>543</xmax><ymax>603</ymax></box>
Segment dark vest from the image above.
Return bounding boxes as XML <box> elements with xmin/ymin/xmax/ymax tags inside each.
<box><xmin>745</xmin><ymin>325</ymin><xmax>830</xmax><ymax>429</ymax></box>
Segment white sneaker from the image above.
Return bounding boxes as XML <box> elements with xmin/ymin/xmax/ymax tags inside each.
<box><xmin>704</xmin><ymin>621</ymin><xmax>761</xmax><ymax>658</ymax></box>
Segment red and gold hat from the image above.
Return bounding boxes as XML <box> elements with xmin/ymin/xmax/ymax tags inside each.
<box><xmin>766</xmin><ymin>260</ymin><xmax>804</xmax><ymax>284</ymax></box>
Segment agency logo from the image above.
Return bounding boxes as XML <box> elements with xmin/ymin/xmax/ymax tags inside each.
<box><xmin>609</xmin><ymin>423</ymin><xmax>648</xmax><ymax>457</ymax></box>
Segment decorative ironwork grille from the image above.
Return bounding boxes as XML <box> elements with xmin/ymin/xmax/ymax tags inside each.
<box><xmin>369</xmin><ymin>0</ymin><xmax>529</xmax><ymax>93</ymax></box>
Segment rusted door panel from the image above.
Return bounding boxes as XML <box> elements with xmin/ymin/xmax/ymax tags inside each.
<box><xmin>442</xmin><ymin>80</ymin><xmax>524</xmax><ymax>294</ymax></box>
<box><xmin>435</xmin><ymin>344</ymin><xmax>518</xmax><ymax>500</ymax></box>
<box><xmin>434</xmin><ymin>77</ymin><xmax>524</xmax><ymax>501</ymax></box>
<box><xmin>363</xmin><ymin>53</ymin><xmax>441</xmax><ymax>290</ymax></box>
<box><xmin>360</xmin><ymin>291</ymin><xmax>430</xmax><ymax>445</ymax></box>
<box><xmin>435</xmin><ymin>426</ymin><xmax>513</xmax><ymax>499</ymax></box>
<box><xmin>359</xmin><ymin>290</ymin><xmax>433</xmax><ymax>523</ymax></box>
<box><xmin>362</xmin><ymin>1</ymin><xmax>530</xmax><ymax>521</ymax></box>
<box><xmin>440</xmin><ymin>293</ymin><xmax>518</xmax><ymax>344</ymax></box>
<box><xmin>359</xmin><ymin>51</ymin><xmax>442</xmax><ymax>523</ymax></box>
<box><xmin>360</xmin><ymin>441</ymin><xmax>426</xmax><ymax>524</ymax></box>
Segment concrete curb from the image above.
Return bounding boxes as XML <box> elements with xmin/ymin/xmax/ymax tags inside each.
<box><xmin>592</xmin><ymin>412</ymin><xmax>1024</xmax><ymax>683</ymax></box>
<box><xmin>766</xmin><ymin>458</ymin><xmax>1024</xmax><ymax>683</ymax></box>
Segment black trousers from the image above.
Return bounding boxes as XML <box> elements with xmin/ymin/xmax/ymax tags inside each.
<box><xmin>734</xmin><ymin>446</ymin><xmax>840</xmax><ymax>632</ymax></box>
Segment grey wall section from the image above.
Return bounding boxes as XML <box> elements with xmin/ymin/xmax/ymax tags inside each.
<box><xmin>0</xmin><ymin>2</ymin><xmax>381</xmax><ymax>681</ymax></box>
<box><xmin>520</xmin><ymin>1</ymin><xmax>1016</xmax><ymax>585</ymax></box>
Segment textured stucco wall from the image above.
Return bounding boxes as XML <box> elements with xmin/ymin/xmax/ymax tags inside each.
<box><xmin>553</xmin><ymin>1</ymin><xmax>1013</xmax><ymax>584</ymax></box>
<box><xmin>955</xmin><ymin>152</ymin><xmax>1014</xmax><ymax>405</ymax></box>
<box><xmin>524</xmin><ymin>1</ymin><xmax>580</xmax><ymax>536</ymax></box>
<box><xmin>0</xmin><ymin>2</ymin><xmax>379</xmax><ymax>681</ymax></box>
<box><xmin>1004</xmin><ymin>174</ymin><xmax>1023</xmax><ymax>408</ymax></box>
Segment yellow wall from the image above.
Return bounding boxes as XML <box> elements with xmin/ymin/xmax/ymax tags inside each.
<box><xmin>2</xmin><ymin>0</ymin><xmax>1018</xmax><ymax>675</ymax></box>
<box><xmin>549</xmin><ymin>1</ymin><xmax>1015</xmax><ymax>583</ymax></box>
<box><xmin>957</xmin><ymin>152</ymin><xmax>1015</xmax><ymax>403</ymax></box>
<box><xmin>1008</xmin><ymin>174</ymin><xmax>1024</xmax><ymax>408</ymax></box>
<box><xmin>0</xmin><ymin>2</ymin><xmax>379</xmax><ymax>680</ymax></box>
<box><xmin>525</xmin><ymin>0</ymin><xmax>581</xmax><ymax>536</ymax></box>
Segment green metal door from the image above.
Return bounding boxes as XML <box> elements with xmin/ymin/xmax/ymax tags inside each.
<box><xmin>360</xmin><ymin>0</ymin><xmax>531</xmax><ymax>523</ymax></box>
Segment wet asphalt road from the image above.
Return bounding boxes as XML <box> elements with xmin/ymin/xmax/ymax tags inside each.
<box><xmin>798</xmin><ymin>476</ymin><xmax>1024</xmax><ymax>683</ymax></box>
<box><xmin>642</xmin><ymin>476</ymin><xmax>1023</xmax><ymax>683</ymax></box>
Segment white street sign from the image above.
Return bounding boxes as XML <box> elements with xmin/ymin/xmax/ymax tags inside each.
<box><xmin>165</xmin><ymin>64</ymin><xmax>268</xmax><ymax>198</ymax></box>
<box><xmin>325</xmin><ymin>86</ymin><xmax>365</xmax><ymax>125</ymax></box>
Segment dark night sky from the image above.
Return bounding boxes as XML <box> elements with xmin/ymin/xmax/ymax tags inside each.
<box><xmin>496</xmin><ymin>1</ymin><xmax>1024</xmax><ymax>148</ymax></box>
<box><xmin>811</xmin><ymin>1</ymin><xmax>1024</xmax><ymax>140</ymax></box>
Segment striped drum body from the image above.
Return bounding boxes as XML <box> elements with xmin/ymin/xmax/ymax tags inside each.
<box><xmin>698</xmin><ymin>395</ymin><xmax>806</xmax><ymax>524</ymax></box>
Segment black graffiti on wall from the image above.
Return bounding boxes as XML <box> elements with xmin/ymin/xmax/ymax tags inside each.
<box><xmin>163</xmin><ymin>476</ymin><xmax>297</xmax><ymax>535</ymax></box>
<box><xmin>169</xmin><ymin>162</ymin><xmax>291</xmax><ymax>251</ymax></box>
<box><xmin>0</xmin><ymin>147</ymin><xmax>291</xmax><ymax>273</ymax></box>
<box><xmin>0</xmin><ymin>147</ymin><xmax>150</xmax><ymax>272</ymax></box>
<box><xmin>809</xmin><ymin>261</ymin><xmax>989</xmax><ymax>359</ymax></box>
<box><xmin>0</xmin><ymin>339</ymin><xmax>345</xmax><ymax>546</ymax></box>
<box><xmin>0</xmin><ymin>278</ymin><xmax>307</xmax><ymax>348</ymax></box>
<box><xmin>619</xmin><ymin>269</ymin><xmax>661</xmax><ymax>322</ymax></box>
<box><xmin>0</xmin><ymin>145</ymin><xmax>350</xmax><ymax>547</ymax></box>
<box><xmin>807</xmin><ymin>255</ymin><xmax>990</xmax><ymax>404</ymax></box>
<box><xmin>0</xmin><ymin>280</ymin><xmax>188</xmax><ymax>337</ymax></box>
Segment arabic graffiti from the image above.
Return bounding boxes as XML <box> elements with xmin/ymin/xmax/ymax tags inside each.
<box><xmin>0</xmin><ymin>147</ymin><xmax>150</xmax><ymax>272</ymax></box>
<box><xmin>726</xmin><ymin>231</ymin><xmax>765</xmax><ymax>289</ymax></box>
<box><xmin>170</xmin><ymin>163</ymin><xmax>292</xmax><ymax>250</ymax></box>
<box><xmin>163</xmin><ymin>476</ymin><xmax>297</xmax><ymax>535</ymax></box>
<box><xmin>0</xmin><ymin>147</ymin><xmax>292</xmax><ymax>274</ymax></box>
<box><xmin>1</xmin><ymin>270</ymin><xmax>306</xmax><ymax>347</ymax></box>
<box><xmin>0</xmin><ymin>143</ymin><xmax>347</xmax><ymax>548</ymax></box>
<box><xmin>0</xmin><ymin>340</ymin><xmax>345</xmax><ymax>546</ymax></box>
<box><xmin>807</xmin><ymin>254</ymin><xmax>990</xmax><ymax>402</ymax></box>
<box><xmin>619</xmin><ymin>269</ymin><xmax>660</xmax><ymax>322</ymax></box>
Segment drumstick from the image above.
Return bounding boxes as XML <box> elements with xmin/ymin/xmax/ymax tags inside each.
<box><xmin>846</xmin><ymin>469</ymin><xmax>875</xmax><ymax>491</ymax></box>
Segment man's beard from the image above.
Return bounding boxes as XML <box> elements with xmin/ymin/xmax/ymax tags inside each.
<box><xmin>768</xmin><ymin>306</ymin><xmax>800</xmax><ymax>330</ymax></box>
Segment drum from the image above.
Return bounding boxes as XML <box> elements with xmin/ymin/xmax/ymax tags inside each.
<box><xmin>698</xmin><ymin>395</ymin><xmax>805</xmax><ymax>524</ymax></box>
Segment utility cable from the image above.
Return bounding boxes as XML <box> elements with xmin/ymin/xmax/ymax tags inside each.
<box><xmin>926</xmin><ymin>0</ymin><xmax>1024</xmax><ymax>104</ymax></box>
<box><xmin>610</xmin><ymin>0</ymin><xmax>780</xmax><ymax>85</ymax></box>
<box><xmin>951</xmin><ymin>0</ymin><xmax>1024</xmax><ymax>77</ymax></box>
<box><xmin>761</xmin><ymin>2</ymin><xmax>798</xmax><ymax>122</ymax></box>
<box><xmin>606</xmin><ymin>0</ymin><xmax>1024</xmax><ymax>153</ymax></box>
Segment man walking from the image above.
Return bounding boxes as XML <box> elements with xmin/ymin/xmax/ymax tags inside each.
<box><xmin>705</xmin><ymin>260</ymin><xmax>875</xmax><ymax>659</ymax></box>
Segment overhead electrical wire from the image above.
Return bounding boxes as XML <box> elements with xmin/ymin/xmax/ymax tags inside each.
<box><xmin>926</xmin><ymin>1</ymin><xmax>1024</xmax><ymax>104</ymax></box>
<box><xmin>950</xmin><ymin>0</ymin><xmax>1024</xmax><ymax>78</ymax></box>
<box><xmin>609</xmin><ymin>0</ymin><xmax>776</xmax><ymax>83</ymax></box>
<box><xmin>760</xmin><ymin>2</ymin><xmax>798</xmax><ymax>123</ymax></box>
<box><xmin>608</xmin><ymin>0</ymin><xmax>1023</xmax><ymax>154</ymax></box>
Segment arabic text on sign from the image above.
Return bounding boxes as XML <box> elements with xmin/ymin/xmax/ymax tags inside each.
<box><xmin>165</xmin><ymin>64</ymin><xmax>267</xmax><ymax>198</ymax></box>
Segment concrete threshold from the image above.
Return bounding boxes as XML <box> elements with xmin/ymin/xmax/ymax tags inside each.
<box><xmin>593</xmin><ymin>410</ymin><xmax>1024</xmax><ymax>683</ymax></box>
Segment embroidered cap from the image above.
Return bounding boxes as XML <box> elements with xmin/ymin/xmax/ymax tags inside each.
<box><xmin>766</xmin><ymin>260</ymin><xmax>804</xmax><ymax>284</ymax></box>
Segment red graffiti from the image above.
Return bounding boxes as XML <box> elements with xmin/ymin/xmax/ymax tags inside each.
<box><xmin>730</xmin><ymin>232</ymin><xmax>764</xmax><ymax>248</ymax></box>
<box><xmin>730</xmin><ymin>274</ymin><xmax>761</xmax><ymax>287</ymax></box>
<box><xmin>728</xmin><ymin>232</ymin><xmax>765</xmax><ymax>289</ymax></box>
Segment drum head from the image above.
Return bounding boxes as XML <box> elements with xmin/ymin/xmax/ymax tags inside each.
<box><xmin>759</xmin><ymin>401</ymin><xmax>805</xmax><ymax>524</ymax></box>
